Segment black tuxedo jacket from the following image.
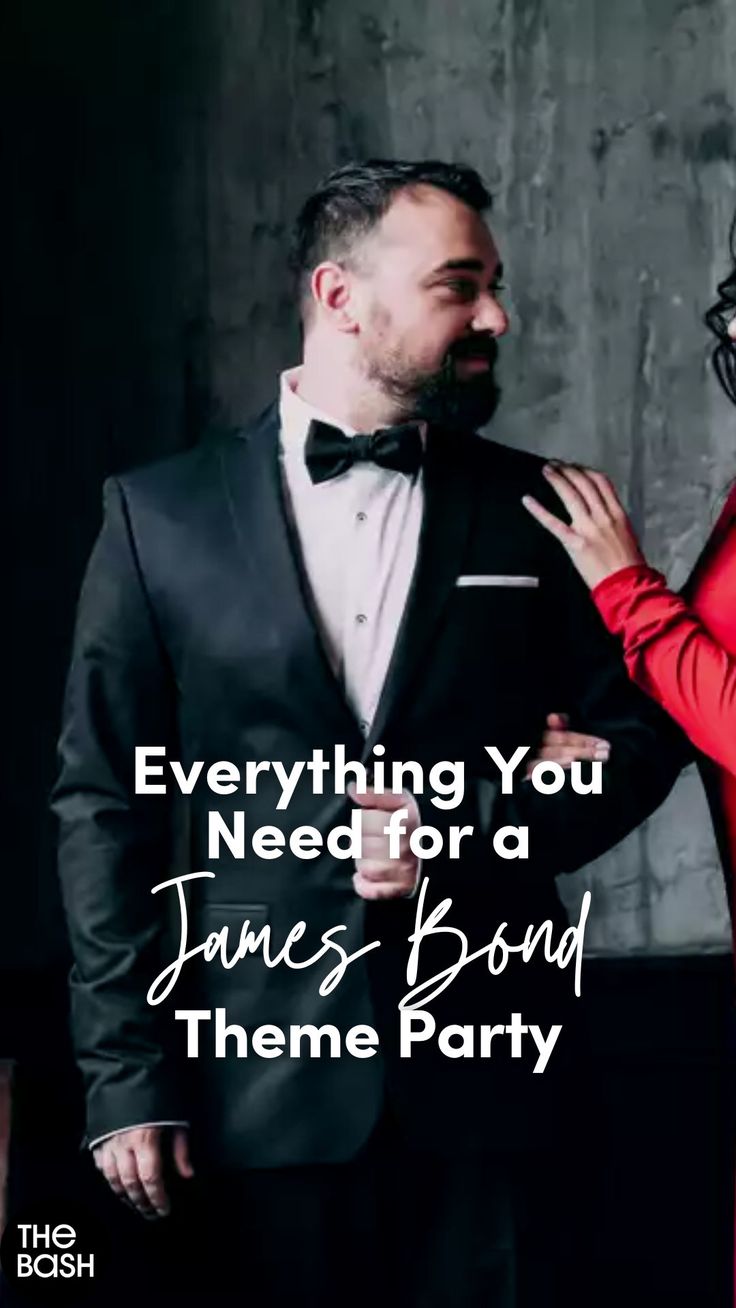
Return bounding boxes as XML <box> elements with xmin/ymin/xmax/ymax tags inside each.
<box><xmin>53</xmin><ymin>404</ymin><xmax>688</xmax><ymax>1168</ymax></box>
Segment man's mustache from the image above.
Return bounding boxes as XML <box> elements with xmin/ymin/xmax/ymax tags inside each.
<box><xmin>448</xmin><ymin>335</ymin><xmax>499</xmax><ymax>365</ymax></box>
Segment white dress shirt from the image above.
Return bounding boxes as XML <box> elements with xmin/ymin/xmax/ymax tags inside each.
<box><xmin>279</xmin><ymin>365</ymin><xmax>424</xmax><ymax>734</ymax></box>
<box><xmin>90</xmin><ymin>367</ymin><xmax>424</xmax><ymax>1149</ymax></box>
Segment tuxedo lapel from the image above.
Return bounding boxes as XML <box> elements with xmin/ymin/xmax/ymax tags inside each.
<box><xmin>219</xmin><ymin>404</ymin><xmax>359</xmax><ymax>741</ymax></box>
<box><xmin>365</xmin><ymin>429</ymin><xmax>480</xmax><ymax>753</ymax></box>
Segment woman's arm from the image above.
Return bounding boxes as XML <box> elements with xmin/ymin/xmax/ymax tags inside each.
<box><xmin>523</xmin><ymin>465</ymin><xmax>736</xmax><ymax>776</ymax></box>
<box><xmin>591</xmin><ymin>561</ymin><xmax>736</xmax><ymax>775</ymax></box>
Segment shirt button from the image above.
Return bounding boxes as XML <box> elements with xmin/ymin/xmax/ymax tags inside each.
<box><xmin>360</xmin><ymin>719</ymin><xmax>370</xmax><ymax>735</ymax></box>
<box><xmin>355</xmin><ymin>613</ymin><xmax>368</xmax><ymax>625</ymax></box>
<box><xmin>356</xmin><ymin>511</ymin><xmax>367</xmax><ymax>523</ymax></box>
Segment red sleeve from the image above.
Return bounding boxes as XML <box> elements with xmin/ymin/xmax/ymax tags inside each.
<box><xmin>591</xmin><ymin>563</ymin><xmax>736</xmax><ymax>776</ymax></box>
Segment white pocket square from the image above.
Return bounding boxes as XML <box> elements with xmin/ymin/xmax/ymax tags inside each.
<box><xmin>455</xmin><ymin>574</ymin><xmax>540</xmax><ymax>588</ymax></box>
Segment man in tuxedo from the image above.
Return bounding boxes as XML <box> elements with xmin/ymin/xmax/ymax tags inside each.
<box><xmin>53</xmin><ymin>159</ymin><xmax>687</xmax><ymax>1306</ymax></box>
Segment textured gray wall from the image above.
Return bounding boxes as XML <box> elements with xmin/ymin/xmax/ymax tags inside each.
<box><xmin>199</xmin><ymin>0</ymin><xmax>736</xmax><ymax>953</ymax></box>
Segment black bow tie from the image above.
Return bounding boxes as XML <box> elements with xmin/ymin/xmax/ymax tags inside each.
<box><xmin>304</xmin><ymin>418</ymin><xmax>424</xmax><ymax>484</ymax></box>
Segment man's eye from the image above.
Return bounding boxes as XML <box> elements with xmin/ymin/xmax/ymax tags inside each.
<box><xmin>442</xmin><ymin>281</ymin><xmax>476</xmax><ymax>298</ymax></box>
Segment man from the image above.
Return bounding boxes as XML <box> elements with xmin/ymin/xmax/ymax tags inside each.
<box><xmin>53</xmin><ymin>159</ymin><xmax>687</xmax><ymax>1306</ymax></box>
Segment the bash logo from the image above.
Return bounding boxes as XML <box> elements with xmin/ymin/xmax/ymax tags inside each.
<box><xmin>0</xmin><ymin>1204</ymin><xmax>103</xmax><ymax>1303</ymax></box>
<box><xmin>16</xmin><ymin>1223</ymin><xmax>94</xmax><ymax>1279</ymax></box>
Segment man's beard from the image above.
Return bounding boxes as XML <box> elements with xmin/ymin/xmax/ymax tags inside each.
<box><xmin>365</xmin><ymin>335</ymin><xmax>502</xmax><ymax>430</ymax></box>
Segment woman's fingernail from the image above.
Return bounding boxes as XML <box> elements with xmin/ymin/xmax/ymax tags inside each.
<box><xmin>595</xmin><ymin>743</ymin><xmax>610</xmax><ymax>759</ymax></box>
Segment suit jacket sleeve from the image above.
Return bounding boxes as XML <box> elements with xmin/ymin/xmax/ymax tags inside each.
<box><xmin>51</xmin><ymin>476</ymin><xmax>184</xmax><ymax>1143</ymax></box>
<box><xmin>500</xmin><ymin>540</ymin><xmax>693</xmax><ymax>877</ymax></box>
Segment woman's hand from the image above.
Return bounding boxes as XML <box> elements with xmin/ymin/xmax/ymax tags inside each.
<box><xmin>522</xmin><ymin>462</ymin><xmax>646</xmax><ymax>589</ymax></box>
<box><xmin>525</xmin><ymin>712</ymin><xmax>610</xmax><ymax>777</ymax></box>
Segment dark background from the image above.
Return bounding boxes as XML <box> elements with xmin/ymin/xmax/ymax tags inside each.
<box><xmin>2</xmin><ymin>1</ymin><xmax>735</xmax><ymax>1303</ymax></box>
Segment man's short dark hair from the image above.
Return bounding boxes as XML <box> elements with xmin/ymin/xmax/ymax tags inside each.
<box><xmin>290</xmin><ymin>158</ymin><xmax>493</xmax><ymax>311</ymax></box>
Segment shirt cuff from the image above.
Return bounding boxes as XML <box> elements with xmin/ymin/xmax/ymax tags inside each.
<box><xmin>89</xmin><ymin>1120</ymin><xmax>190</xmax><ymax>1150</ymax></box>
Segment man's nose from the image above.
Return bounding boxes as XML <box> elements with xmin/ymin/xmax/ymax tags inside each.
<box><xmin>471</xmin><ymin>293</ymin><xmax>509</xmax><ymax>338</ymax></box>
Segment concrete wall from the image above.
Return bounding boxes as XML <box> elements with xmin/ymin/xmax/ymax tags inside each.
<box><xmin>5</xmin><ymin>1</ymin><xmax>735</xmax><ymax>968</ymax></box>
<box><xmin>200</xmin><ymin>0</ymin><xmax>736</xmax><ymax>953</ymax></box>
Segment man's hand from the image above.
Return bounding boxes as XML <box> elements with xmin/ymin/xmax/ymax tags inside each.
<box><xmin>525</xmin><ymin>711</ymin><xmax>610</xmax><ymax>777</ymax></box>
<box><xmin>350</xmin><ymin>786</ymin><xmax>420</xmax><ymax>900</ymax></box>
<box><xmin>93</xmin><ymin>1125</ymin><xmax>193</xmax><ymax>1219</ymax></box>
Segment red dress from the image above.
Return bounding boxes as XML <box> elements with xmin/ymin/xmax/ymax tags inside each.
<box><xmin>592</xmin><ymin>484</ymin><xmax>736</xmax><ymax>876</ymax></box>
<box><xmin>592</xmin><ymin>486</ymin><xmax>736</xmax><ymax>1305</ymax></box>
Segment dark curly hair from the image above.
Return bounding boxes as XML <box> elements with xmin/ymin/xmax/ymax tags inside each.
<box><xmin>290</xmin><ymin>158</ymin><xmax>493</xmax><ymax>313</ymax></box>
<box><xmin>705</xmin><ymin>215</ymin><xmax>736</xmax><ymax>405</ymax></box>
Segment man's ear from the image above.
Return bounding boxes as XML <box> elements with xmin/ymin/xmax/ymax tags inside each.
<box><xmin>310</xmin><ymin>262</ymin><xmax>359</xmax><ymax>333</ymax></box>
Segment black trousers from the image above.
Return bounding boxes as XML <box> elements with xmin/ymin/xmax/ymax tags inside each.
<box><xmin>175</xmin><ymin>1113</ymin><xmax>591</xmax><ymax>1308</ymax></box>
